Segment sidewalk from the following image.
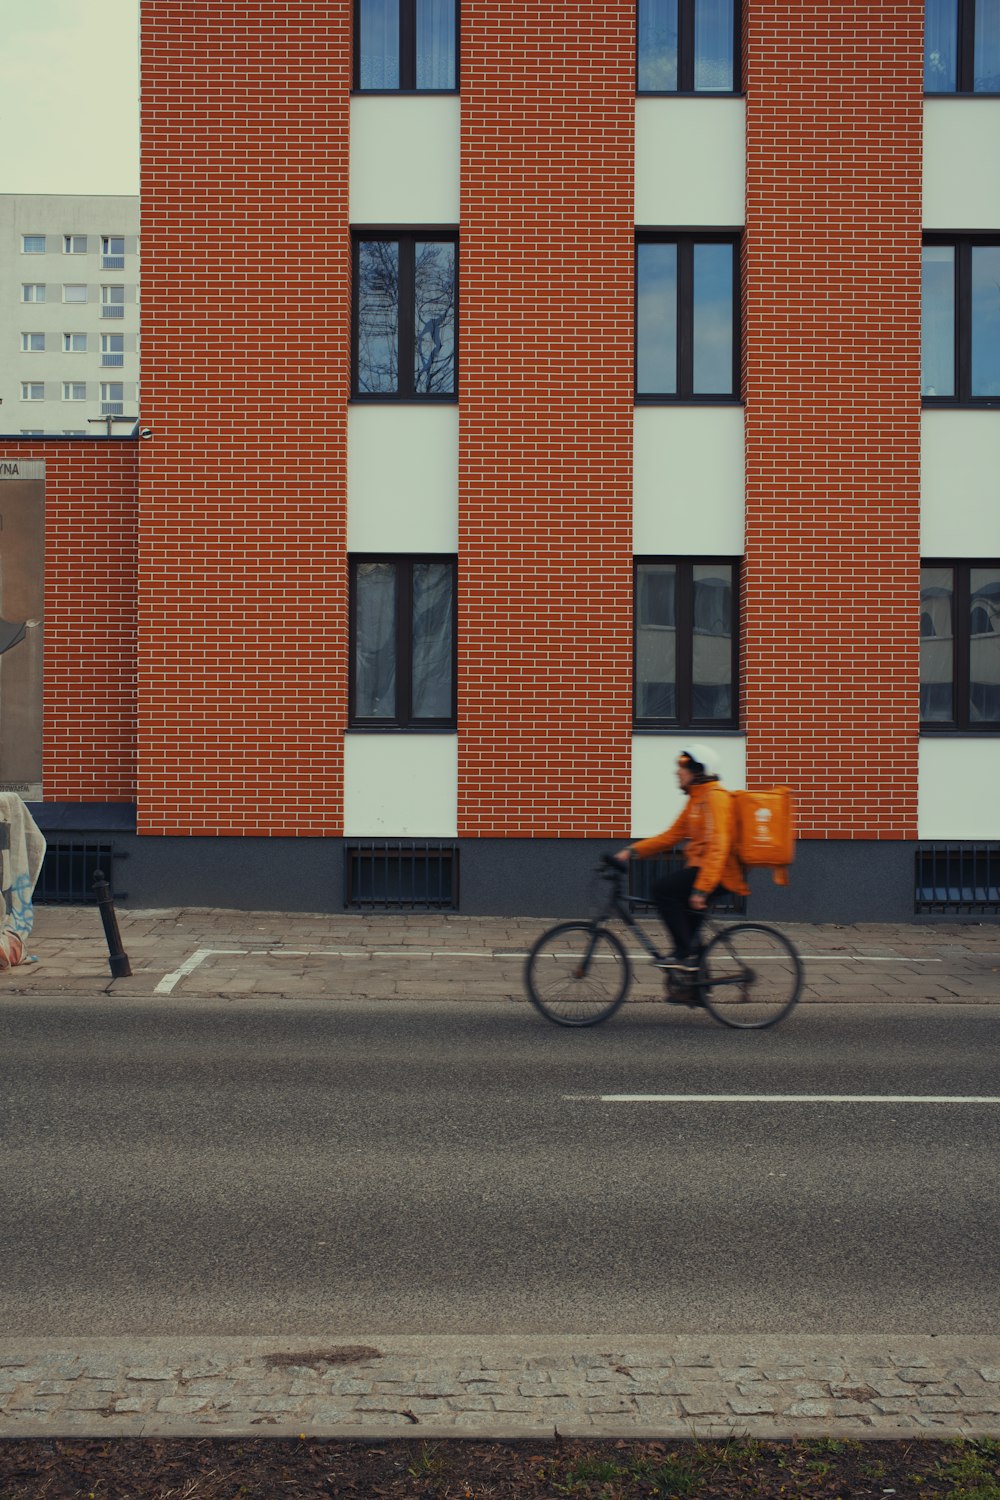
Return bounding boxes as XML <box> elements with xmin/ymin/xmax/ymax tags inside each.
<box><xmin>3</xmin><ymin>904</ymin><xmax>1000</xmax><ymax>1003</ymax></box>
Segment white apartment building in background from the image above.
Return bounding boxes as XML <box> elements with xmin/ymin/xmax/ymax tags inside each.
<box><xmin>0</xmin><ymin>196</ymin><xmax>139</xmax><ymax>437</ymax></box>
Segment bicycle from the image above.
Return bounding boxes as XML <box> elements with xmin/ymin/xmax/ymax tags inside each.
<box><xmin>524</xmin><ymin>854</ymin><xmax>802</xmax><ymax>1031</ymax></box>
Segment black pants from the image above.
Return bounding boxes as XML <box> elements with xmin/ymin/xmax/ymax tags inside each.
<box><xmin>650</xmin><ymin>867</ymin><xmax>719</xmax><ymax>959</ymax></box>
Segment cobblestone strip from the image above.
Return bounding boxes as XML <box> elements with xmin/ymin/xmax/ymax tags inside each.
<box><xmin>1</xmin><ymin>1339</ymin><xmax>999</xmax><ymax>1438</ymax></box>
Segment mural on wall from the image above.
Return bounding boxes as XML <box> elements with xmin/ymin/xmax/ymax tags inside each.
<box><xmin>0</xmin><ymin>460</ymin><xmax>44</xmax><ymax>800</ymax></box>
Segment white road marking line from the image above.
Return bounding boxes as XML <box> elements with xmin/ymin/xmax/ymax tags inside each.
<box><xmin>151</xmin><ymin>945</ymin><xmax>955</xmax><ymax>994</ymax></box>
<box><xmin>566</xmin><ymin>1094</ymin><xmax>1000</xmax><ymax>1104</ymax></box>
<box><xmin>153</xmin><ymin>949</ymin><xmax>248</xmax><ymax>994</ymax></box>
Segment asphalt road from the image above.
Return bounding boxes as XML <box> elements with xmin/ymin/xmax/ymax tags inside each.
<box><xmin>1</xmin><ymin>997</ymin><xmax>998</xmax><ymax>1337</ymax></box>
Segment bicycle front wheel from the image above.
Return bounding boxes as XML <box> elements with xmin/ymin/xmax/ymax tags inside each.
<box><xmin>524</xmin><ymin>922</ymin><xmax>631</xmax><ymax>1027</ymax></box>
<box><xmin>699</xmin><ymin>922</ymin><xmax>802</xmax><ymax>1030</ymax></box>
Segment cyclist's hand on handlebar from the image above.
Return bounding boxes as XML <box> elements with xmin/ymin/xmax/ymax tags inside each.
<box><xmin>689</xmin><ymin>889</ymin><xmax>707</xmax><ymax>911</ymax></box>
<box><xmin>603</xmin><ymin>851</ymin><xmax>630</xmax><ymax>870</ymax></box>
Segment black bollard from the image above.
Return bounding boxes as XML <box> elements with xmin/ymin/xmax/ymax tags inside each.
<box><xmin>92</xmin><ymin>869</ymin><xmax>132</xmax><ymax>979</ymax></box>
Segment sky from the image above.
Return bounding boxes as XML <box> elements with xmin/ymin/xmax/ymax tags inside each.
<box><xmin>1</xmin><ymin>0</ymin><xmax>140</xmax><ymax>196</ymax></box>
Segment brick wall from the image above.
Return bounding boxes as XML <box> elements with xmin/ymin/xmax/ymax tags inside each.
<box><xmin>457</xmin><ymin>2</ymin><xmax>635</xmax><ymax>839</ymax></box>
<box><xmin>139</xmin><ymin>0</ymin><xmax>351</xmax><ymax>837</ymax></box>
<box><xmin>0</xmin><ymin>439</ymin><xmax>138</xmax><ymax>802</ymax></box>
<box><xmin>742</xmin><ymin>4</ymin><xmax>924</xmax><ymax>838</ymax></box>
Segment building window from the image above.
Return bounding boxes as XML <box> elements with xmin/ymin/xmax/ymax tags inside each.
<box><xmin>353</xmin><ymin>233</ymin><xmax>457</xmax><ymax>399</ymax></box>
<box><xmin>101</xmin><ymin>235</ymin><xmax>125</xmax><ymax>268</ymax></box>
<box><xmin>349</xmin><ymin>556</ymin><xmax>456</xmax><ymax>728</ymax></box>
<box><xmin>64</xmin><ymin>333</ymin><xmax>88</xmax><ymax>353</ymax></box>
<box><xmin>921</xmin><ymin>561</ymin><xmax>1000</xmax><ymax>730</ymax></box>
<box><xmin>101</xmin><ymin>285</ymin><xmax>125</xmax><ymax>318</ymax></box>
<box><xmin>636</xmin><ymin>233</ymin><xmax>740</xmax><ymax>400</ymax></box>
<box><xmin>21</xmin><ymin>284</ymin><xmax>46</xmax><ymax>303</ymax></box>
<box><xmin>21</xmin><ymin>235</ymin><xmax>45</xmax><ymax>254</ymax></box>
<box><xmin>101</xmin><ymin>333</ymin><xmax>124</xmax><ymax>366</ymax></box>
<box><xmin>925</xmin><ymin>0</ymin><xmax>1000</xmax><ymax>92</ymax></box>
<box><xmin>21</xmin><ymin>383</ymin><xmax>45</xmax><ymax>402</ymax></box>
<box><xmin>923</xmin><ymin>236</ymin><xmax>1000</xmax><ymax>402</ymax></box>
<box><xmin>355</xmin><ymin>0</ymin><xmax>457</xmax><ymax>90</ymax></box>
<box><xmin>63</xmin><ymin>234</ymin><xmax>88</xmax><ymax>254</ymax></box>
<box><xmin>20</xmin><ymin>430</ymin><xmax>44</xmax><ymax>436</ymax></box>
<box><xmin>634</xmin><ymin>558</ymin><xmax>739</xmax><ymax>727</ymax></box>
<box><xmin>62</xmin><ymin>382</ymin><xmax>87</xmax><ymax>401</ymax></box>
<box><xmin>20</xmin><ymin>333</ymin><xmax>45</xmax><ymax>352</ymax></box>
<box><xmin>100</xmin><ymin>381</ymin><xmax>124</xmax><ymax>414</ymax></box>
<box><xmin>63</xmin><ymin>283</ymin><xmax>87</xmax><ymax>303</ymax></box>
<box><xmin>637</xmin><ymin>0</ymin><xmax>739</xmax><ymax>92</ymax></box>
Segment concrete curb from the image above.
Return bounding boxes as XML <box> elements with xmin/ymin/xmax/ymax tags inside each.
<box><xmin>2</xmin><ymin>1335</ymin><xmax>999</xmax><ymax>1441</ymax></box>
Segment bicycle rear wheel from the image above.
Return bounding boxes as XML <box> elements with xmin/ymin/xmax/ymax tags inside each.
<box><xmin>699</xmin><ymin>922</ymin><xmax>802</xmax><ymax>1030</ymax></box>
<box><xmin>524</xmin><ymin>922</ymin><xmax>631</xmax><ymax>1027</ymax></box>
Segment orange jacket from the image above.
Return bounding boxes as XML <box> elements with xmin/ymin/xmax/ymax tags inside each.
<box><xmin>631</xmin><ymin>780</ymin><xmax>748</xmax><ymax>896</ymax></box>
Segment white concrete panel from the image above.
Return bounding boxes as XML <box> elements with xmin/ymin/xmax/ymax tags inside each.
<box><xmin>923</xmin><ymin>100</ymin><xmax>1000</xmax><ymax>229</ymax></box>
<box><xmin>633</xmin><ymin>406</ymin><xmax>744</xmax><ymax>554</ymax></box>
<box><xmin>635</xmin><ymin>98</ymin><xmax>745</xmax><ymax>227</ymax></box>
<box><xmin>919</xmin><ymin>737</ymin><xmax>1000</xmax><ymax>838</ymax></box>
<box><xmin>348</xmin><ymin>405</ymin><xmax>459</xmax><ymax>551</ymax></box>
<box><xmin>631</xmin><ymin>734</ymin><xmax>746</xmax><ymax>837</ymax></box>
<box><xmin>921</xmin><ymin>411</ymin><xmax>1000</xmax><ymax>555</ymax></box>
<box><xmin>350</xmin><ymin>96</ymin><xmax>460</xmax><ymax>224</ymax></box>
<box><xmin>344</xmin><ymin>734</ymin><xmax>458</xmax><ymax>836</ymax></box>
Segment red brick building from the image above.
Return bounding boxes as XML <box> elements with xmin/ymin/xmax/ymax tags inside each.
<box><xmin>3</xmin><ymin>1</ymin><xmax>999</xmax><ymax>920</ymax></box>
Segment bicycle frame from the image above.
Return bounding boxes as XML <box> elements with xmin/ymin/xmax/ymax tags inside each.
<box><xmin>594</xmin><ymin>863</ymin><xmax>723</xmax><ymax>963</ymax></box>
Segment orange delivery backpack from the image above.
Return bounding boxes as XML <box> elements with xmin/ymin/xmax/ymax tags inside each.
<box><xmin>732</xmin><ymin>787</ymin><xmax>795</xmax><ymax>886</ymax></box>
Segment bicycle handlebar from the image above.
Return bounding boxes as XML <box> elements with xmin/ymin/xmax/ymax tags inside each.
<box><xmin>600</xmin><ymin>853</ymin><xmax>628</xmax><ymax>876</ymax></box>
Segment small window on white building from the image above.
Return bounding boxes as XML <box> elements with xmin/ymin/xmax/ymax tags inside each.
<box><xmin>100</xmin><ymin>332</ymin><xmax>125</xmax><ymax>366</ymax></box>
<box><xmin>63</xmin><ymin>284</ymin><xmax>88</xmax><ymax>303</ymax></box>
<box><xmin>101</xmin><ymin>285</ymin><xmax>125</xmax><ymax>317</ymax></box>
<box><xmin>22</xmin><ymin>284</ymin><xmax>46</xmax><ymax>302</ymax></box>
<box><xmin>21</xmin><ymin>332</ymin><xmax>45</xmax><ymax>351</ymax></box>
<box><xmin>63</xmin><ymin>333</ymin><xmax>88</xmax><ymax>353</ymax></box>
<box><xmin>63</xmin><ymin>382</ymin><xmax>87</xmax><ymax>401</ymax></box>
<box><xmin>63</xmin><ymin>234</ymin><xmax>88</xmax><ymax>254</ymax></box>
<box><xmin>21</xmin><ymin>382</ymin><xmax>45</xmax><ymax>401</ymax></box>
<box><xmin>100</xmin><ymin>381</ymin><xmax>124</xmax><ymax>414</ymax></box>
<box><xmin>101</xmin><ymin>235</ymin><xmax>125</xmax><ymax>268</ymax></box>
<box><xmin>21</xmin><ymin>235</ymin><xmax>46</xmax><ymax>254</ymax></box>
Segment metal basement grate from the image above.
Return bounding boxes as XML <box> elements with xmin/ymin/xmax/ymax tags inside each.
<box><xmin>34</xmin><ymin>842</ymin><xmax>123</xmax><ymax>904</ymax></box>
<box><xmin>345</xmin><ymin>842</ymin><xmax>459</xmax><ymax>910</ymax></box>
<box><xmin>915</xmin><ymin>843</ymin><xmax>1000</xmax><ymax>916</ymax></box>
<box><xmin>627</xmin><ymin>851</ymin><xmax>746</xmax><ymax>915</ymax></box>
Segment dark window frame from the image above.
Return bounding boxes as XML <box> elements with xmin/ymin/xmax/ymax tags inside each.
<box><xmin>924</xmin><ymin>0</ymin><xmax>1000</xmax><ymax>95</ymax></box>
<box><xmin>921</xmin><ymin>557</ymin><xmax>1000</xmax><ymax>732</ymax></box>
<box><xmin>353</xmin><ymin>0</ymin><xmax>459</xmax><ymax>92</ymax></box>
<box><xmin>635</xmin><ymin>230</ymin><xmax>742</xmax><ymax>403</ymax></box>
<box><xmin>636</xmin><ymin>0</ymin><xmax>742</xmax><ymax>95</ymax></box>
<box><xmin>349</xmin><ymin>553</ymin><xmax>458</xmax><ymax>730</ymax></box>
<box><xmin>923</xmin><ymin>234</ymin><xmax>1000</xmax><ymax>407</ymax></box>
<box><xmin>351</xmin><ymin>229</ymin><xmax>459</xmax><ymax>403</ymax></box>
<box><xmin>633</xmin><ymin>555</ymin><xmax>741</xmax><ymax>730</ymax></box>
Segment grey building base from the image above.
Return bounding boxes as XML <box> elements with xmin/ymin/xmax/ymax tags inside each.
<box><xmin>27</xmin><ymin>807</ymin><xmax>984</xmax><ymax>923</ymax></box>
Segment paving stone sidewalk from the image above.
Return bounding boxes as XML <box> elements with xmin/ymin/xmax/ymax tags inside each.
<box><xmin>2</xmin><ymin>1336</ymin><xmax>999</xmax><ymax>1440</ymax></box>
<box><xmin>3</xmin><ymin>906</ymin><xmax>999</xmax><ymax>1003</ymax></box>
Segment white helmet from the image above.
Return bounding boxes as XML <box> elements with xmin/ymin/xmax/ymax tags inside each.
<box><xmin>677</xmin><ymin>742</ymin><xmax>721</xmax><ymax>778</ymax></box>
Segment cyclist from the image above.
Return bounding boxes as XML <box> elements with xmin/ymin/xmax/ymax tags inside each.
<box><xmin>614</xmin><ymin>743</ymin><xmax>747</xmax><ymax>973</ymax></box>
